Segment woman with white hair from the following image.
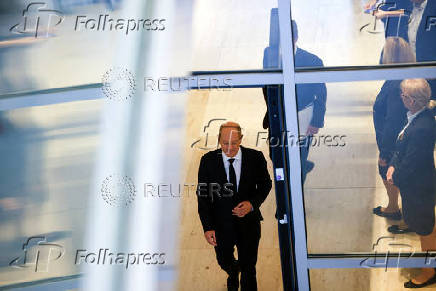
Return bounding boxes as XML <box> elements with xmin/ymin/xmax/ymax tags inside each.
<box><xmin>387</xmin><ymin>78</ymin><xmax>436</xmax><ymax>288</ymax></box>
<box><xmin>372</xmin><ymin>37</ymin><xmax>415</xmax><ymax>221</ymax></box>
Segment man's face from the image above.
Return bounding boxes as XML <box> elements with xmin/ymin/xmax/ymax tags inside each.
<box><xmin>219</xmin><ymin>127</ymin><xmax>242</xmax><ymax>157</ymax></box>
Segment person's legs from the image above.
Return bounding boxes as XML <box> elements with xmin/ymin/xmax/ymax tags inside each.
<box><xmin>214</xmin><ymin>242</ymin><xmax>239</xmax><ymax>289</ymax></box>
<box><xmin>411</xmin><ymin>227</ymin><xmax>436</xmax><ymax>284</ymax></box>
<box><xmin>381</xmin><ymin>179</ymin><xmax>400</xmax><ymax>213</ymax></box>
<box><xmin>236</xmin><ymin>219</ymin><xmax>261</xmax><ymax>291</ymax></box>
<box><xmin>300</xmin><ymin>135</ymin><xmax>312</xmax><ymax>183</ymax></box>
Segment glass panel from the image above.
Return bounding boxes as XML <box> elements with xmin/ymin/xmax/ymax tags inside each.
<box><xmin>310</xmin><ymin>268</ymin><xmax>436</xmax><ymax>291</ymax></box>
<box><xmin>191</xmin><ymin>0</ymin><xmax>278</xmax><ymax>71</ymax></box>
<box><xmin>0</xmin><ymin>99</ymin><xmax>102</xmax><ymax>286</ymax></box>
<box><xmin>291</xmin><ymin>0</ymin><xmax>436</xmax><ymax>67</ymax></box>
<box><xmin>300</xmin><ymin>79</ymin><xmax>436</xmax><ymax>254</ymax></box>
<box><xmin>0</xmin><ymin>0</ymin><xmax>146</xmax><ymax>95</ymax></box>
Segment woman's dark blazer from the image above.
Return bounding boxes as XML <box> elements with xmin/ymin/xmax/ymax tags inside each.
<box><xmin>391</xmin><ymin>108</ymin><xmax>435</xmax><ymax>190</ymax></box>
<box><xmin>390</xmin><ymin>108</ymin><xmax>435</xmax><ymax>235</ymax></box>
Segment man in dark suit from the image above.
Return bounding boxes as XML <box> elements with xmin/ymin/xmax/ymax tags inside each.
<box><xmin>412</xmin><ymin>0</ymin><xmax>436</xmax><ymax>115</ymax></box>
<box><xmin>263</xmin><ymin>20</ymin><xmax>327</xmax><ymax>182</ymax></box>
<box><xmin>412</xmin><ymin>0</ymin><xmax>436</xmax><ymax>62</ymax></box>
<box><xmin>197</xmin><ymin>121</ymin><xmax>272</xmax><ymax>291</ymax></box>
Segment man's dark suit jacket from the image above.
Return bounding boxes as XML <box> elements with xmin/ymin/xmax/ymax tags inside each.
<box><xmin>373</xmin><ymin>80</ymin><xmax>408</xmax><ymax>161</ymax></box>
<box><xmin>416</xmin><ymin>1</ymin><xmax>436</xmax><ymax>116</ymax></box>
<box><xmin>197</xmin><ymin>146</ymin><xmax>272</xmax><ymax>239</ymax></box>
<box><xmin>380</xmin><ymin>0</ymin><xmax>412</xmax><ymax>41</ymax></box>
<box><xmin>391</xmin><ymin>108</ymin><xmax>436</xmax><ymax>192</ymax></box>
<box><xmin>263</xmin><ymin>47</ymin><xmax>327</xmax><ymax>129</ymax></box>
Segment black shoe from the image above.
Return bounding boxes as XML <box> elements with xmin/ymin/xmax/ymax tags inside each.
<box><xmin>387</xmin><ymin>224</ymin><xmax>414</xmax><ymax>234</ymax></box>
<box><xmin>404</xmin><ymin>269</ymin><xmax>436</xmax><ymax>288</ymax></box>
<box><xmin>373</xmin><ymin>206</ymin><xmax>402</xmax><ymax>220</ymax></box>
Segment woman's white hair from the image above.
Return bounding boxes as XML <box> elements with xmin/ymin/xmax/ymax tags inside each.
<box><xmin>400</xmin><ymin>79</ymin><xmax>432</xmax><ymax>109</ymax></box>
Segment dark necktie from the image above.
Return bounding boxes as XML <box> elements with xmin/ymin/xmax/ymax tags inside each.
<box><xmin>228</xmin><ymin>158</ymin><xmax>237</xmax><ymax>195</ymax></box>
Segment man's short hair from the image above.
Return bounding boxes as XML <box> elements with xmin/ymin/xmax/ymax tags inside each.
<box><xmin>218</xmin><ymin>124</ymin><xmax>242</xmax><ymax>141</ymax></box>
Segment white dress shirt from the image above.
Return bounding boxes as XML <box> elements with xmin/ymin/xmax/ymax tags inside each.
<box><xmin>221</xmin><ymin>148</ymin><xmax>242</xmax><ymax>191</ymax></box>
<box><xmin>408</xmin><ymin>0</ymin><xmax>428</xmax><ymax>54</ymax></box>
<box><xmin>398</xmin><ymin>107</ymin><xmax>426</xmax><ymax>138</ymax></box>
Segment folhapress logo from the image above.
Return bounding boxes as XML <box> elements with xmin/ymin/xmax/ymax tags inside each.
<box><xmin>9</xmin><ymin>236</ymin><xmax>64</xmax><ymax>272</ymax></box>
<box><xmin>75</xmin><ymin>249</ymin><xmax>166</xmax><ymax>269</ymax></box>
<box><xmin>101</xmin><ymin>174</ymin><xmax>137</xmax><ymax>206</ymax></box>
<box><xmin>75</xmin><ymin>15</ymin><xmax>166</xmax><ymax>35</ymax></box>
<box><xmin>10</xmin><ymin>2</ymin><xmax>64</xmax><ymax>38</ymax></box>
<box><xmin>191</xmin><ymin>118</ymin><xmax>227</xmax><ymax>150</ymax></box>
<box><xmin>426</xmin><ymin>16</ymin><xmax>436</xmax><ymax>31</ymax></box>
<box><xmin>102</xmin><ymin>68</ymin><xmax>137</xmax><ymax>101</ymax></box>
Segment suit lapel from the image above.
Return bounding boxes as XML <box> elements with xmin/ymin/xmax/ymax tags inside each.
<box><xmin>403</xmin><ymin>109</ymin><xmax>426</xmax><ymax>140</ymax></box>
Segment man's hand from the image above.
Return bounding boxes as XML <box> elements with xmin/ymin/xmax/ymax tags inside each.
<box><xmin>373</xmin><ymin>9</ymin><xmax>387</xmax><ymax>19</ymax></box>
<box><xmin>378</xmin><ymin>157</ymin><xmax>387</xmax><ymax>167</ymax></box>
<box><xmin>232</xmin><ymin>201</ymin><xmax>253</xmax><ymax>218</ymax></box>
<box><xmin>204</xmin><ymin>230</ymin><xmax>217</xmax><ymax>246</ymax></box>
<box><xmin>306</xmin><ymin>125</ymin><xmax>319</xmax><ymax>136</ymax></box>
<box><xmin>386</xmin><ymin>166</ymin><xmax>395</xmax><ymax>184</ymax></box>
<box><xmin>364</xmin><ymin>0</ymin><xmax>377</xmax><ymax>10</ymax></box>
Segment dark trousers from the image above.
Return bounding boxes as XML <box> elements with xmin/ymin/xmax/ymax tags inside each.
<box><xmin>300</xmin><ymin>135</ymin><xmax>312</xmax><ymax>183</ymax></box>
<box><xmin>214</xmin><ymin>218</ymin><xmax>261</xmax><ymax>291</ymax></box>
<box><xmin>267</xmin><ymin>129</ymin><xmax>313</xmax><ymax>184</ymax></box>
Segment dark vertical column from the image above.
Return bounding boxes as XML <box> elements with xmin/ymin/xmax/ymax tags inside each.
<box><xmin>266</xmin><ymin>85</ymin><xmax>298</xmax><ymax>290</ymax></box>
